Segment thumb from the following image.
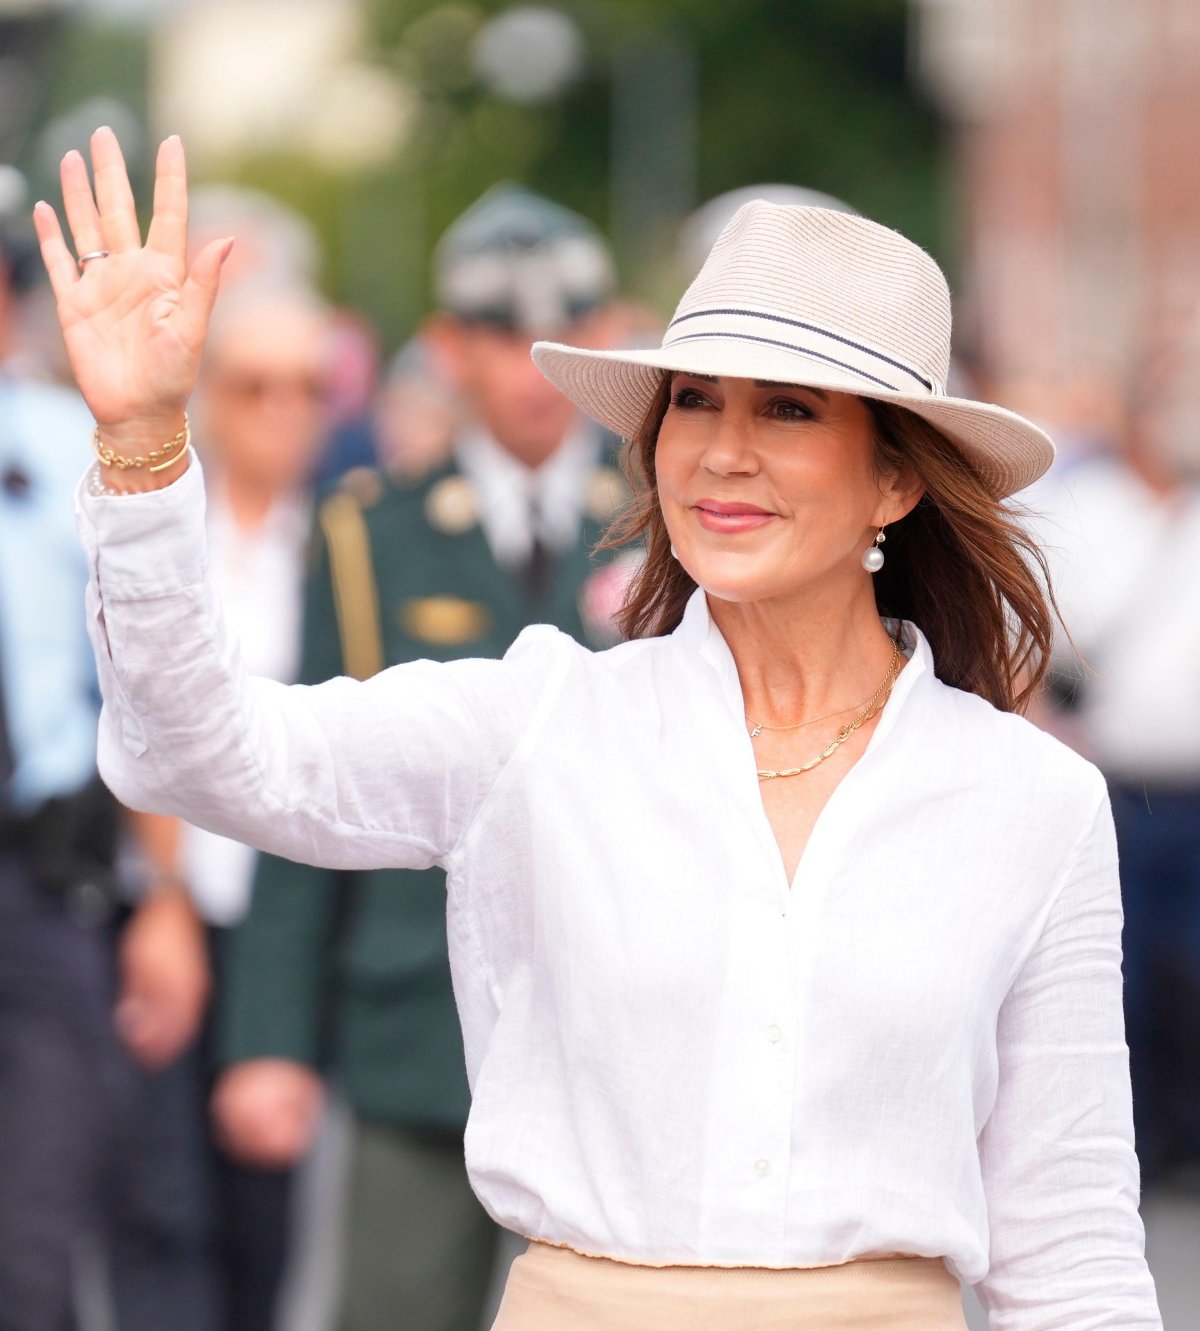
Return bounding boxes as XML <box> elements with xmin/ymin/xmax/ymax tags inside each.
<box><xmin>115</xmin><ymin>994</ymin><xmax>154</xmax><ymax>1048</ymax></box>
<box><xmin>178</xmin><ymin>234</ymin><xmax>234</xmax><ymax>346</ymax></box>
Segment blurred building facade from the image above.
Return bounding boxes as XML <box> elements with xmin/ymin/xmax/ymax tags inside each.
<box><xmin>916</xmin><ymin>0</ymin><xmax>1200</xmax><ymax>417</ymax></box>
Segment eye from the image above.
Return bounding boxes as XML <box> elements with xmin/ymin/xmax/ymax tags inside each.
<box><xmin>670</xmin><ymin>385</ymin><xmax>712</xmax><ymax>410</ymax></box>
<box><xmin>767</xmin><ymin>396</ymin><xmax>814</xmax><ymax>422</ymax></box>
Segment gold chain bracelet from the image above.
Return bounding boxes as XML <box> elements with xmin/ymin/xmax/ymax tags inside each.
<box><xmin>93</xmin><ymin>415</ymin><xmax>190</xmax><ymax>471</ymax></box>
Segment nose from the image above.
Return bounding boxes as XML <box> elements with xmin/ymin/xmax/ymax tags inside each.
<box><xmin>698</xmin><ymin>409</ymin><xmax>759</xmax><ymax>477</ymax></box>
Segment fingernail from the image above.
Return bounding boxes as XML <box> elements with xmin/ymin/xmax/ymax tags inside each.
<box><xmin>220</xmin><ymin>236</ymin><xmax>236</xmax><ymax>262</ymax></box>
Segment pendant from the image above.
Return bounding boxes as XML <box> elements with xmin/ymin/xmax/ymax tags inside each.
<box><xmin>750</xmin><ymin>723</ymin><xmax>763</xmax><ymax>738</ymax></box>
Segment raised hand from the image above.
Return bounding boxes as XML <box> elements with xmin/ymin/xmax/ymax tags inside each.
<box><xmin>33</xmin><ymin>127</ymin><xmax>231</xmax><ymax>457</ymax></box>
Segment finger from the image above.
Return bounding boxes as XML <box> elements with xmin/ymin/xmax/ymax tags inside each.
<box><xmin>177</xmin><ymin>234</ymin><xmax>234</xmax><ymax>344</ymax></box>
<box><xmin>115</xmin><ymin>997</ymin><xmax>156</xmax><ymax>1058</ymax></box>
<box><xmin>90</xmin><ymin>125</ymin><xmax>143</xmax><ymax>253</ymax></box>
<box><xmin>32</xmin><ymin>201</ymin><xmax>80</xmax><ymax>302</ymax></box>
<box><xmin>145</xmin><ymin>135</ymin><xmax>188</xmax><ymax>264</ymax></box>
<box><xmin>60</xmin><ymin>149</ymin><xmax>104</xmax><ymax>258</ymax></box>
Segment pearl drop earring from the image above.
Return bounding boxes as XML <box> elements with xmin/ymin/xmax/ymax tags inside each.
<box><xmin>861</xmin><ymin>527</ymin><xmax>886</xmax><ymax>573</ymax></box>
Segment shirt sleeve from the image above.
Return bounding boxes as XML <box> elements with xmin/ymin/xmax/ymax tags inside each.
<box><xmin>74</xmin><ymin>459</ymin><xmax>564</xmax><ymax>873</ymax></box>
<box><xmin>974</xmin><ymin>781</ymin><xmax>1162</xmax><ymax>1328</ymax></box>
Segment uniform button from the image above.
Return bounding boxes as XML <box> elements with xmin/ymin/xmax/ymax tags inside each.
<box><xmin>754</xmin><ymin>1158</ymin><xmax>771</xmax><ymax>1177</ymax></box>
<box><xmin>767</xmin><ymin>1024</ymin><xmax>782</xmax><ymax>1043</ymax></box>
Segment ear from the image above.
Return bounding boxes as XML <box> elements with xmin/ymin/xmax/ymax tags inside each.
<box><xmin>421</xmin><ymin>313</ymin><xmax>471</xmax><ymax>391</ymax></box>
<box><xmin>873</xmin><ymin>460</ymin><xmax>924</xmax><ymax>527</ymax></box>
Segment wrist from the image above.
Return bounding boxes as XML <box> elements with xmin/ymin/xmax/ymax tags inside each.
<box><xmin>91</xmin><ymin>456</ymin><xmax>193</xmax><ymax>495</ymax></box>
<box><xmin>93</xmin><ymin>413</ymin><xmax>192</xmax><ymax>494</ymax></box>
<box><xmin>97</xmin><ymin>412</ymin><xmax>188</xmax><ymax>454</ymax></box>
<box><xmin>142</xmin><ymin>870</ymin><xmax>190</xmax><ymax>900</ymax></box>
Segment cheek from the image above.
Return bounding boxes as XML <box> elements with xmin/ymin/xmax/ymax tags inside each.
<box><xmin>651</xmin><ymin>425</ymin><xmax>695</xmax><ymax>498</ymax></box>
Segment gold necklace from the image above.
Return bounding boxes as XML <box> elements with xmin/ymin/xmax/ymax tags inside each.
<box><xmin>754</xmin><ymin>639</ymin><xmax>901</xmax><ymax>782</ymax></box>
<box><xmin>747</xmin><ymin>698</ymin><xmax>863</xmax><ymax>738</ymax></box>
<box><xmin>748</xmin><ymin>636</ymin><xmax>900</xmax><ymax>738</ymax></box>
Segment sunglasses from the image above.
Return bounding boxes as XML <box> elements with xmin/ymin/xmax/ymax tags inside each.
<box><xmin>213</xmin><ymin>372</ymin><xmax>332</xmax><ymax>404</ymax></box>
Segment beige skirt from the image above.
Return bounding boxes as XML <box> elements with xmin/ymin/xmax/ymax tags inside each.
<box><xmin>491</xmin><ymin>1242</ymin><xmax>967</xmax><ymax>1330</ymax></box>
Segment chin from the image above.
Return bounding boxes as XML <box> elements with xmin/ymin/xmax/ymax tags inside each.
<box><xmin>682</xmin><ymin>557</ymin><xmax>780</xmax><ymax>606</ymax></box>
<box><xmin>697</xmin><ymin>582</ymin><xmax>778</xmax><ymax>608</ymax></box>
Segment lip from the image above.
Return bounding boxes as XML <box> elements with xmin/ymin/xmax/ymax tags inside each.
<box><xmin>692</xmin><ymin>498</ymin><xmax>778</xmax><ymax>534</ymax></box>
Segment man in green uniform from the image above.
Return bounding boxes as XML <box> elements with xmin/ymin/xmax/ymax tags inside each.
<box><xmin>211</xmin><ymin>186</ymin><xmax>635</xmax><ymax>1331</ymax></box>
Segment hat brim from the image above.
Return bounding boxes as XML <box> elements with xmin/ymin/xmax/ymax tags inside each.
<box><xmin>531</xmin><ymin>338</ymin><xmax>1054</xmax><ymax>500</ymax></box>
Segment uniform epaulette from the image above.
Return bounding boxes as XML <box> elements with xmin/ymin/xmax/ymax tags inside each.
<box><xmin>317</xmin><ymin>489</ymin><xmax>384</xmax><ymax>681</ymax></box>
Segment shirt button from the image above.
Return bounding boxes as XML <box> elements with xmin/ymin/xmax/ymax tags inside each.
<box><xmin>767</xmin><ymin>1024</ymin><xmax>782</xmax><ymax>1043</ymax></box>
<box><xmin>754</xmin><ymin>1158</ymin><xmax>771</xmax><ymax>1177</ymax></box>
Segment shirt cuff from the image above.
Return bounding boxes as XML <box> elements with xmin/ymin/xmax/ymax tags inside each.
<box><xmin>74</xmin><ymin>453</ymin><xmax>210</xmax><ymax>598</ymax></box>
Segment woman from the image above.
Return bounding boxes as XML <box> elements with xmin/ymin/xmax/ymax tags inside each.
<box><xmin>35</xmin><ymin>130</ymin><xmax>1161</xmax><ymax>1329</ymax></box>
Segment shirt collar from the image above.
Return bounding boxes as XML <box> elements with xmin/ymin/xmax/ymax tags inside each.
<box><xmin>454</xmin><ymin>422</ymin><xmax>600</xmax><ymax>563</ymax></box>
<box><xmin>672</xmin><ymin>586</ymin><xmax>933</xmax><ymax>744</ymax></box>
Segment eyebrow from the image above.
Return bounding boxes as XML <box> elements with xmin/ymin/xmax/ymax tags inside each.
<box><xmin>674</xmin><ymin>372</ymin><xmax>829</xmax><ymax>402</ymax></box>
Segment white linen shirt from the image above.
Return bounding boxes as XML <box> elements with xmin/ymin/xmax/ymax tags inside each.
<box><xmin>177</xmin><ymin>482</ymin><xmax>310</xmax><ymax>924</ymax></box>
<box><xmin>77</xmin><ymin>460</ymin><xmax>1160</xmax><ymax>1329</ymax></box>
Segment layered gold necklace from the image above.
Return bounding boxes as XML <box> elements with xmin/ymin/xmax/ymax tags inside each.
<box><xmin>750</xmin><ymin>637</ymin><xmax>902</xmax><ymax>782</ymax></box>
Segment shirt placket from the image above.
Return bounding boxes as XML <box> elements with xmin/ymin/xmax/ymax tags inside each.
<box><xmin>703</xmin><ymin>664</ymin><xmax>800</xmax><ymax>1261</ymax></box>
<box><xmin>752</xmin><ymin>895</ymin><xmax>797</xmax><ymax>1259</ymax></box>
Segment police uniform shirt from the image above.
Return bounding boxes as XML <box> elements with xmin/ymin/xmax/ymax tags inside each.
<box><xmin>0</xmin><ymin>374</ymin><xmax>97</xmax><ymax>811</ymax></box>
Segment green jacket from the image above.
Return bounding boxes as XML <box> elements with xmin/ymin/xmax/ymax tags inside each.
<box><xmin>218</xmin><ymin>450</ymin><xmax>629</xmax><ymax>1132</ymax></box>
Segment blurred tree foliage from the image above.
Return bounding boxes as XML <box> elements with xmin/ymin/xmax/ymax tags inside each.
<box><xmin>368</xmin><ymin>0</ymin><xmax>939</xmax><ymax>237</ymax></box>
<box><xmin>227</xmin><ymin>0</ymin><xmax>944</xmax><ymax>348</ymax></box>
<box><xmin>21</xmin><ymin>1</ymin><xmax>943</xmax><ymax>354</ymax></box>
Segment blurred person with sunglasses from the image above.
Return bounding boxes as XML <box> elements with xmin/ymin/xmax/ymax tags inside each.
<box><xmin>102</xmin><ymin>282</ymin><xmax>333</xmax><ymax>1331</ymax></box>
<box><xmin>210</xmin><ymin>184</ymin><xmax>633</xmax><ymax>1331</ymax></box>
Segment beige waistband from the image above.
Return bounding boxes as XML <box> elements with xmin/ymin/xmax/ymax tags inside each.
<box><xmin>523</xmin><ymin>1235</ymin><xmax>922</xmax><ymax>1269</ymax></box>
<box><xmin>491</xmin><ymin>1240</ymin><xmax>968</xmax><ymax>1331</ymax></box>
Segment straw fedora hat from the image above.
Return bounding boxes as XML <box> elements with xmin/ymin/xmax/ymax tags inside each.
<box><xmin>532</xmin><ymin>203</ymin><xmax>1054</xmax><ymax>499</ymax></box>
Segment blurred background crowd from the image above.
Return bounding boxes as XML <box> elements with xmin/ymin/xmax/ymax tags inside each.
<box><xmin>1</xmin><ymin>1</ymin><xmax>1199</xmax><ymax>1328</ymax></box>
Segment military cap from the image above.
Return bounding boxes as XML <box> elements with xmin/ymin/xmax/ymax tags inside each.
<box><xmin>433</xmin><ymin>183</ymin><xmax>614</xmax><ymax>337</ymax></box>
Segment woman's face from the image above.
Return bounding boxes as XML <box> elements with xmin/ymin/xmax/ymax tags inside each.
<box><xmin>655</xmin><ymin>373</ymin><xmax>913</xmax><ymax>606</ymax></box>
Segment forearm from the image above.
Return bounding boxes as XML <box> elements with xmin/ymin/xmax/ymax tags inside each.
<box><xmin>79</xmin><ymin>458</ymin><xmax>487</xmax><ymax>872</ymax></box>
<box><xmin>125</xmin><ymin>807</ymin><xmax>184</xmax><ymax>883</ymax></box>
<box><xmin>976</xmin><ymin>790</ymin><xmax>1162</xmax><ymax>1328</ymax></box>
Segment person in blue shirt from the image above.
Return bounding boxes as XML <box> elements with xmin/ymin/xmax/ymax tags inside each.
<box><xmin>0</xmin><ymin>227</ymin><xmax>119</xmax><ymax>1329</ymax></box>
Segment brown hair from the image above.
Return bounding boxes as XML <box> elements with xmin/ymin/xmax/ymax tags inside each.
<box><xmin>600</xmin><ymin>378</ymin><xmax>1056</xmax><ymax>714</ymax></box>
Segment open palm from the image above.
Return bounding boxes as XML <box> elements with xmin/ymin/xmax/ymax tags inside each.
<box><xmin>33</xmin><ymin>127</ymin><xmax>229</xmax><ymax>431</ymax></box>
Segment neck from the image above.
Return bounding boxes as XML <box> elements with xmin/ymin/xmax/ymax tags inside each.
<box><xmin>707</xmin><ymin>580</ymin><xmax>899</xmax><ymax>726</ymax></box>
<box><xmin>215</xmin><ymin>466</ymin><xmax>283</xmax><ymax>532</ymax></box>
